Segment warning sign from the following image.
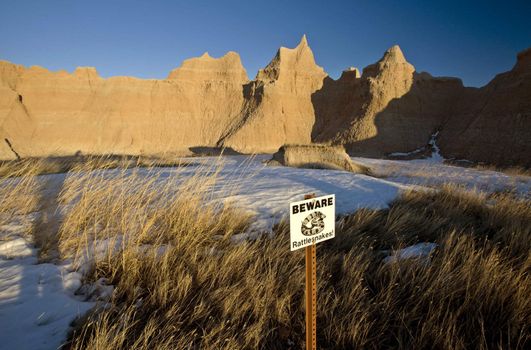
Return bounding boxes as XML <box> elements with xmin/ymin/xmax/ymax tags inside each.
<box><xmin>290</xmin><ymin>194</ymin><xmax>335</xmax><ymax>251</ymax></box>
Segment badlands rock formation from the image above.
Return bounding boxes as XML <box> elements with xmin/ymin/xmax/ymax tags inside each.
<box><xmin>313</xmin><ymin>46</ymin><xmax>466</xmax><ymax>157</ymax></box>
<box><xmin>438</xmin><ymin>47</ymin><xmax>531</xmax><ymax>166</ymax></box>
<box><xmin>0</xmin><ymin>36</ymin><xmax>529</xmax><ymax>166</ymax></box>
<box><xmin>218</xmin><ymin>35</ymin><xmax>327</xmax><ymax>153</ymax></box>
<box><xmin>312</xmin><ymin>45</ymin><xmax>530</xmax><ymax>166</ymax></box>
<box><xmin>0</xmin><ymin>52</ymin><xmax>248</xmax><ymax>158</ymax></box>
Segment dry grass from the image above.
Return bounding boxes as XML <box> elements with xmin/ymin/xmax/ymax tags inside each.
<box><xmin>444</xmin><ymin>160</ymin><xmax>531</xmax><ymax>178</ymax></box>
<box><xmin>57</xmin><ymin>161</ymin><xmax>251</xmax><ymax>265</ymax></box>
<box><xmin>0</xmin><ymin>161</ymin><xmax>42</xmax><ymax>237</ymax></box>
<box><xmin>66</xmin><ymin>180</ymin><xmax>529</xmax><ymax>349</ymax></box>
<box><xmin>0</xmin><ymin>159</ymin><xmax>529</xmax><ymax>349</ymax></box>
<box><xmin>0</xmin><ymin>154</ymin><xmax>197</xmax><ymax>178</ymax></box>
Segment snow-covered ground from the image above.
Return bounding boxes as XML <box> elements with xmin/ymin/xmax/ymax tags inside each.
<box><xmin>169</xmin><ymin>155</ymin><xmax>418</xmax><ymax>234</ymax></box>
<box><xmin>353</xmin><ymin>157</ymin><xmax>530</xmax><ymax>199</ymax></box>
<box><xmin>0</xmin><ymin>154</ymin><xmax>529</xmax><ymax>349</ymax></box>
<box><xmin>0</xmin><ymin>233</ymin><xmax>93</xmax><ymax>350</ymax></box>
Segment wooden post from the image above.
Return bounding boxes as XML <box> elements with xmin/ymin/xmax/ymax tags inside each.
<box><xmin>305</xmin><ymin>243</ymin><xmax>317</xmax><ymax>350</ymax></box>
<box><xmin>304</xmin><ymin>194</ymin><xmax>317</xmax><ymax>350</ymax></box>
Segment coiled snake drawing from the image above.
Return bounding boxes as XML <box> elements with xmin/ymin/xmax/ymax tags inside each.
<box><xmin>301</xmin><ymin>211</ymin><xmax>326</xmax><ymax>236</ymax></box>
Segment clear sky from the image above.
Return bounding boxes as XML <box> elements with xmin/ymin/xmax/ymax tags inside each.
<box><xmin>0</xmin><ymin>0</ymin><xmax>529</xmax><ymax>87</ymax></box>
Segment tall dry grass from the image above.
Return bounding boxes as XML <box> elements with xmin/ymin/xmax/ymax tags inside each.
<box><xmin>57</xmin><ymin>159</ymin><xmax>252</xmax><ymax>265</ymax></box>
<box><xmin>458</xmin><ymin>162</ymin><xmax>531</xmax><ymax>178</ymax></box>
<box><xmin>0</xmin><ymin>154</ymin><xmax>196</xmax><ymax>178</ymax></box>
<box><xmin>0</xmin><ymin>160</ymin><xmax>43</xmax><ymax>237</ymax></box>
<box><xmin>63</xmin><ymin>177</ymin><xmax>529</xmax><ymax>349</ymax></box>
<box><xmin>1</xmin><ymin>158</ymin><xmax>529</xmax><ymax>349</ymax></box>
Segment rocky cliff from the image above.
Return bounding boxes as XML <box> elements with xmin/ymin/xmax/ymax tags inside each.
<box><xmin>0</xmin><ymin>51</ymin><xmax>248</xmax><ymax>158</ymax></box>
<box><xmin>0</xmin><ymin>37</ymin><xmax>529</xmax><ymax>166</ymax></box>
<box><xmin>218</xmin><ymin>35</ymin><xmax>327</xmax><ymax>153</ymax></box>
<box><xmin>438</xmin><ymin>48</ymin><xmax>531</xmax><ymax>166</ymax></box>
<box><xmin>312</xmin><ymin>46</ymin><xmax>467</xmax><ymax>157</ymax></box>
<box><xmin>311</xmin><ymin>45</ymin><xmax>530</xmax><ymax>166</ymax></box>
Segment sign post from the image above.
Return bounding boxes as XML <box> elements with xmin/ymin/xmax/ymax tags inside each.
<box><xmin>305</xmin><ymin>238</ymin><xmax>317</xmax><ymax>350</ymax></box>
<box><xmin>290</xmin><ymin>193</ymin><xmax>335</xmax><ymax>350</ymax></box>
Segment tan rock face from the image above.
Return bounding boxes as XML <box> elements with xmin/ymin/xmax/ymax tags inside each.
<box><xmin>349</xmin><ymin>45</ymin><xmax>416</xmax><ymax>144</ymax></box>
<box><xmin>0</xmin><ymin>53</ymin><xmax>248</xmax><ymax>159</ymax></box>
<box><xmin>0</xmin><ymin>41</ymin><xmax>529</xmax><ymax>166</ymax></box>
<box><xmin>270</xmin><ymin>144</ymin><xmax>370</xmax><ymax>174</ymax></box>
<box><xmin>218</xmin><ymin>35</ymin><xmax>327</xmax><ymax>153</ymax></box>
<box><xmin>0</xmin><ymin>61</ymin><xmax>36</xmax><ymax>159</ymax></box>
<box><xmin>167</xmin><ymin>51</ymin><xmax>248</xmax><ymax>82</ymax></box>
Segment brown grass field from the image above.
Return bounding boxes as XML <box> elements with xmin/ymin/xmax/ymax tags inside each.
<box><xmin>0</xmin><ymin>159</ymin><xmax>529</xmax><ymax>349</ymax></box>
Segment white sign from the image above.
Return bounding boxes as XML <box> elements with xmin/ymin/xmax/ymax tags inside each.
<box><xmin>290</xmin><ymin>194</ymin><xmax>335</xmax><ymax>251</ymax></box>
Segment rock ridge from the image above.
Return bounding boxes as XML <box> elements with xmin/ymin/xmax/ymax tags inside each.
<box><xmin>0</xmin><ymin>39</ymin><xmax>529</xmax><ymax>166</ymax></box>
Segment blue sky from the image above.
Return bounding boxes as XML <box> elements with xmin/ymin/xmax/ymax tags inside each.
<box><xmin>0</xmin><ymin>0</ymin><xmax>529</xmax><ymax>86</ymax></box>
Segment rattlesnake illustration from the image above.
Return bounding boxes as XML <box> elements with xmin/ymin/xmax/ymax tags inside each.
<box><xmin>301</xmin><ymin>211</ymin><xmax>326</xmax><ymax>236</ymax></box>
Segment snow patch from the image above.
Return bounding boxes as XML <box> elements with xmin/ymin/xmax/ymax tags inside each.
<box><xmin>388</xmin><ymin>147</ymin><xmax>425</xmax><ymax>157</ymax></box>
<box><xmin>0</xmin><ymin>236</ymin><xmax>94</xmax><ymax>350</ymax></box>
<box><xmin>427</xmin><ymin>131</ymin><xmax>444</xmax><ymax>163</ymax></box>
<box><xmin>383</xmin><ymin>243</ymin><xmax>437</xmax><ymax>263</ymax></box>
<box><xmin>81</xmin><ymin>156</ymin><xmax>415</xmax><ymax>237</ymax></box>
<box><xmin>0</xmin><ymin>238</ymin><xmax>36</xmax><ymax>259</ymax></box>
<box><xmin>387</xmin><ymin>130</ymin><xmax>444</xmax><ymax>162</ymax></box>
